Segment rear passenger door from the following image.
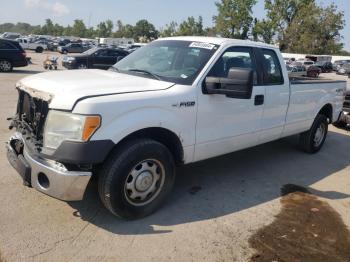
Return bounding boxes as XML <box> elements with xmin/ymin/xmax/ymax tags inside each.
<box><xmin>256</xmin><ymin>48</ymin><xmax>289</xmax><ymax>143</ymax></box>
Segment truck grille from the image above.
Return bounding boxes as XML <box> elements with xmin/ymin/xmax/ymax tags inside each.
<box><xmin>17</xmin><ymin>90</ymin><xmax>49</xmax><ymax>140</ymax></box>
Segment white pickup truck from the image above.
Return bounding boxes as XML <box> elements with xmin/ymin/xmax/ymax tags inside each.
<box><xmin>17</xmin><ymin>38</ymin><xmax>47</xmax><ymax>53</ymax></box>
<box><xmin>6</xmin><ymin>37</ymin><xmax>346</xmax><ymax>219</ymax></box>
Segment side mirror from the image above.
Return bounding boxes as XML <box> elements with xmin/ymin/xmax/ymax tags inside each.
<box><xmin>203</xmin><ymin>68</ymin><xmax>254</xmax><ymax>99</ymax></box>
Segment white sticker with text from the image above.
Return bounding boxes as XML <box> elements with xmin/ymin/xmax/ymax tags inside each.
<box><xmin>189</xmin><ymin>42</ymin><xmax>215</xmax><ymax>50</ymax></box>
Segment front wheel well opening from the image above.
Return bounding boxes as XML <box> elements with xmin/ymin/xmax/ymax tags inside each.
<box><xmin>318</xmin><ymin>104</ymin><xmax>333</xmax><ymax>123</ymax></box>
<box><xmin>113</xmin><ymin>127</ymin><xmax>184</xmax><ymax>166</ymax></box>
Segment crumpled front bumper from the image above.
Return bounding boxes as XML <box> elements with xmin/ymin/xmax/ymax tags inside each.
<box><xmin>6</xmin><ymin>133</ymin><xmax>92</xmax><ymax>201</ymax></box>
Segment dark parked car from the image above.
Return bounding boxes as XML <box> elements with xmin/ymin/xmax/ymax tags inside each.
<box><xmin>62</xmin><ymin>47</ymin><xmax>129</xmax><ymax>70</ymax></box>
<box><xmin>57</xmin><ymin>43</ymin><xmax>89</xmax><ymax>54</ymax></box>
<box><xmin>314</xmin><ymin>61</ymin><xmax>333</xmax><ymax>73</ymax></box>
<box><xmin>307</xmin><ymin>65</ymin><xmax>321</xmax><ymax>78</ymax></box>
<box><xmin>0</xmin><ymin>39</ymin><xmax>27</xmax><ymax>72</ymax></box>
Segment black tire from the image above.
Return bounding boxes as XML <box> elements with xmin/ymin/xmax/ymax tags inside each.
<box><xmin>35</xmin><ymin>46</ymin><xmax>43</xmax><ymax>53</ymax></box>
<box><xmin>63</xmin><ymin>50</ymin><xmax>68</xmax><ymax>54</ymax></box>
<box><xmin>0</xmin><ymin>59</ymin><xmax>13</xmax><ymax>72</ymax></box>
<box><xmin>98</xmin><ymin>139</ymin><xmax>176</xmax><ymax>219</ymax></box>
<box><xmin>299</xmin><ymin>114</ymin><xmax>328</xmax><ymax>154</ymax></box>
<box><xmin>77</xmin><ymin>63</ymin><xmax>87</xmax><ymax>69</ymax></box>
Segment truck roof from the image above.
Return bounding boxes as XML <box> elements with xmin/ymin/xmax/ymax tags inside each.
<box><xmin>158</xmin><ymin>36</ymin><xmax>278</xmax><ymax>50</ymax></box>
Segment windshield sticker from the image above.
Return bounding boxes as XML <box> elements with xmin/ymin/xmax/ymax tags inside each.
<box><xmin>189</xmin><ymin>42</ymin><xmax>215</xmax><ymax>50</ymax></box>
<box><xmin>181</xmin><ymin>74</ymin><xmax>188</xmax><ymax>79</ymax></box>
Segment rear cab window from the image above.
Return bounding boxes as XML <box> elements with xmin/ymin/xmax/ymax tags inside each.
<box><xmin>260</xmin><ymin>49</ymin><xmax>284</xmax><ymax>85</ymax></box>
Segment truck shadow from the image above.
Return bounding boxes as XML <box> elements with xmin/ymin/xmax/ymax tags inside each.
<box><xmin>68</xmin><ymin>130</ymin><xmax>350</xmax><ymax>235</ymax></box>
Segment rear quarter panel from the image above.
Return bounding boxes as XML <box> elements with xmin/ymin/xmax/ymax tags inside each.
<box><xmin>283</xmin><ymin>80</ymin><xmax>346</xmax><ymax>136</ymax></box>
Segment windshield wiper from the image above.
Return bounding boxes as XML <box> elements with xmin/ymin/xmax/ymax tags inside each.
<box><xmin>128</xmin><ymin>69</ymin><xmax>161</xmax><ymax>80</ymax></box>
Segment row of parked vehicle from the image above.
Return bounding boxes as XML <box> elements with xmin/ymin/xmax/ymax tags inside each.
<box><xmin>334</xmin><ymin>60</ymin><xmax>350</xmax><ymax>77</ymax></box>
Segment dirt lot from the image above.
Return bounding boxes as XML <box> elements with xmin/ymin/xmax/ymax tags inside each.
<box><xmin>0</xmin><ymin>51</ymin><xmax>350</xmax><ymax>262</ymax></box>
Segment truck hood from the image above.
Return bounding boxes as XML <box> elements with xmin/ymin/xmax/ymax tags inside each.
<box><xmin>18</xmin><ymin>69</ymin><xmax>175</xmax><ymax>110</ymax></box>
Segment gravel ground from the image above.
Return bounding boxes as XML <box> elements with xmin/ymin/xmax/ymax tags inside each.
<box><xmin>0</xmin><ymin>51</ymin><xmax>350</xmax><ymax>262</ymax></box>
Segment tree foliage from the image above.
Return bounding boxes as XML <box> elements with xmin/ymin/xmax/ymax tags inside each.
<box><xmin>214</xmin><ymin>0</ymin><xmax>257</xmax><ymax>39</ymax></box>
<box><xmin>262</xmin><ymin>0</ymin><xmax>345</xmax><ymax>54</ymax></box>
<box><xmin>0</xmin><ymin>2</ymin><xmax>347</xmax><ymax>54</ymax></box>
<box><xmin>177</xmin><ymin>16</ymin><xmax>204</xmax><ymax>36</ymax></box>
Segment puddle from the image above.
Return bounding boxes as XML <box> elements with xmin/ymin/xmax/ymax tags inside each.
<box><xmin>249</xmin><ymin>185</ymin><xmax>350</xmax><ymax>261</ymax></box>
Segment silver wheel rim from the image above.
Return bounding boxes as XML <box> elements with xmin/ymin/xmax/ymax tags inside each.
<box><xmin>0</xmin><ymin>60</ymin><xmax>11</xmax><ymax>71</ymax></box>
<box><xmin>314</xmin><ymin>123</ymin><xmax>326</xmax><ymax>147</ymax></box>
<box><xmin>124</xmin><ymin>159</ymin><xmax>165</xmax><ymax>206</ymax></box>
<box><xmin>78</xmin><ymin>64</ymin><xmax>87</xmax><ymax>69</ymax></box>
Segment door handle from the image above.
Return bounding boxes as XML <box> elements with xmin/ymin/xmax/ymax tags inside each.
<box><xmin>254</xmin><ymin>95</ymin><xmax>264</xmax><ymax>106</ymax></box>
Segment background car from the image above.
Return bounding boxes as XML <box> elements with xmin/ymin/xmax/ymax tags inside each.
<box><xmin>57</xmin><ymin>43</ymin><xmax>89</xmax><ymax>54</ymax></box>
<box><xmin>333</xmin><ymin>60</ymin><xmax>350</xmax><ymax>71</ymax></box>
<box><xmin>0</xmin><ymin>39</ymin><xmax>27</xmax><ymax>72</ymax></box>
<box><xmin>337</xmin><ymin>63</ymin><xmax>350</xmax><ymax>75</ymax></box>
<box><xmin>307</xmin><ymin>65</ymin><xmax>321</xmax><ymax>78</ymax></box>
<box><xmin>315</xmin><ymin>61</ymin><xmax>333</xmax><ymax>73</ymax></box>
<box><xmin>287</xmin><ymin>65</ymin><xmax>306</xmax><ymax>77</ymax></box>
<box><xmin>16</xmin><ymin>38</ymin><xmax>47</xmax><ymax>53</ymax></box>
<box><xmin>62</xmin><ymin>47</ymin><xmax>129</xmax><ymax>70</ymax></box>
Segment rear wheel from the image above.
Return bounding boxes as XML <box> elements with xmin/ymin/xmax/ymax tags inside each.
<box><xmin>98</xmin><ymin>139</ymin><xmax>176</xmax><ymax>219</ymax></box>
<box><xmin>299</xmin><ymin>114</ymin><xmax>328</xmax><ymax>154</ymax></box>
<box><xmin>0</xmin><ymin>60</ymin><xmax>13</xmax><ymax>72</ymax></box>
<box><xmin>35</xmin><ymin>46</ymin><xmax>43</xmax><ymax>53</ymax></box>
<box><xmin>78</xmin><ymin>63</ymin><xmax>87</xmax><ymax>69</ymax></box>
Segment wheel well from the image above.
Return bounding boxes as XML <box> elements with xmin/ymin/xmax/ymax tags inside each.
<box><xmin>115</xmin><ymin>128</ymin><xmax>184</xmax><ymax>165</ymax></box>
<box><xmin>318</xmin><ymin>104</ymin><xmax>333</xmax><ymax>122</ymax></box>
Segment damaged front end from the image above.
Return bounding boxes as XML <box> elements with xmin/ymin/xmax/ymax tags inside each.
<box><xmin>6</xmin><ymin>86</ymin><xmax>92</xmax><ymax>201</ymax></box>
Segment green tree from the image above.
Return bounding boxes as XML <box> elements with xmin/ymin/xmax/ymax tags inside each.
<box><xmin>71</xmin><ymin>19</ymin><xmax>87</xmax><ymax>37</ymax></box>
<box><xmin>96</xmin><ymin>22</ymin><xmax>108</xmax><ymax>37</ymax></box>
<box><xmin>41</xmin><ymin>19</ymin><xmax>55</xmax><ymax>35</ymax></box>
<box><xmin>160</xmin><ymin>21</ymin><xmax>178</xmax><ymax>37</ymax></box>
<box><xmin>214</xmin><ymin>0</ymin><xmax>257</xmax><ymax>39</ymax></box>
<box><xmin>264</xmin><ymin>0</ymin><xmax>345</xmax><ymax>53</ymax></box>
<box><xmin>105</xmin><ymin>19</ymin><xmax>114</xmax><ymax>37</ymax></box>
<box><xmin>133</xmin><ymin>19</ymin><xmax>158</xmax><ymax>42</ymax></box>
<box><xmin>114</xmin><ymin>20</ymin><xmax>134</xmax><ymax>38</ymax></box>
<box><xmin>282</xmin><ymin>2</ymin><xmax>345</xmax><ymax>54</ymax></box>
<box><xmin>177</xmin><ymin>16</ymin><xmax>204</xmax><ymax>36</ymax></box>
<box><xmin>264</xmin><ymin>0</ymin><xmax>315</xmax><ymax>49</ymax></box>
<box><xmin>252</xmin><ymin>18</ymin><xmax>275</xmax><ymax>43</ymax></box>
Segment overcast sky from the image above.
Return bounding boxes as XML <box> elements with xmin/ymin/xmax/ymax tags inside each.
<box><xmin>0</xmin><ymin>0</ymin><xmax>349</xmax><ymax>50</ymax></box>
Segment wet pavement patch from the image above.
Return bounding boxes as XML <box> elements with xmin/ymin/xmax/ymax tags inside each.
<box><xmin>249</xmin><ymin>185</ymin><xmax>350</xmax><ymax>262</ymax></box>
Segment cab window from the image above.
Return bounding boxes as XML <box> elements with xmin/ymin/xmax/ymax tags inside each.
<box><xmin>261</xmin><ymin>49</ymin><xmax>284</xmax><ymax>85</ymax></box>
<box><xmin>207</xmin><ymin>46</ymin><xmax>257</xmax><ymax>84</ymax></box>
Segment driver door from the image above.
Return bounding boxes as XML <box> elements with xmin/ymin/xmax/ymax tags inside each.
<box><xmin>195</xmin><ymin>46</ymin><xmax>265</xmax><ymax>161</ymax></box>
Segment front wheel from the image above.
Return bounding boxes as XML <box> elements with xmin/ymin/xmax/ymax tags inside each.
<box><xmin>98</xmin><ymin>139</ymin><xmax>176</xmax><ymax>219</ymax></box>
<box><xmin>0</xmin><ymin>60</ymin><xmax>13</xmax><ymax>72</ymax></box>
<box><xmin>299</xmin><ymin>114</ymin><xmax>328</xmax><ymax>154</ymax></box>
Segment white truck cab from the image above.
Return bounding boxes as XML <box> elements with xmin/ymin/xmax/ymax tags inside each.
<box><xmin>17</xmin><ymin>38</ymin><xmax>47</xmax><ymax>53</ymax></box>
<box><xmin>7</xmin><ymin>37</ymin><xmax>346</xmax><ymax>219</ymax></box>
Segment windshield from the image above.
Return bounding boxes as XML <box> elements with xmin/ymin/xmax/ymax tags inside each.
<box><xmin>83</xmin><ymin>47</ymin><xmax>99</xmax><ymax>55</ymax></box>
<box><xmin>113</xmin><ymin>40</ymin><xmax>220</xmax><ymax>85</ymax></box>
